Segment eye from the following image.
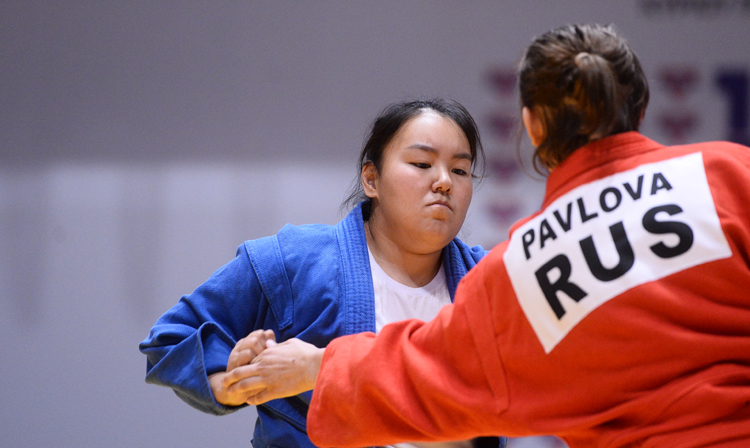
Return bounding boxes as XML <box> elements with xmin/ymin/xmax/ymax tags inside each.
<box><xmin>411</xmin><ymin>162</ymin><xmax>430</xmax><ymax>169</ymax></box>
<box><xmin>452</xmin><ymin>168</ymin><xmax>469</xmax><ymax>176</ymax></box>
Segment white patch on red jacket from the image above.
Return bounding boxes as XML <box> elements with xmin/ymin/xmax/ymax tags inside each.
<box><xmin>504</xmin><ymin>152</ymin><xmax>732</xmax><ymax>353</ymax></box>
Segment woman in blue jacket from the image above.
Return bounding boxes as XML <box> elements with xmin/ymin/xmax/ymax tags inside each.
<box><xmin>139</xmin><ymin>98</ymin><xmax>503</xmax><ymax>448</ymax></box>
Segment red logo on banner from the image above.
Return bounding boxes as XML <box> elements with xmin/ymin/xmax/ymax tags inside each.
<box><xmin>487</xmin><ymin>113</ymin><xmax>518</xmax><ymax>141</ymax></box>
<box><xmin>658</xmin><ymin>111</ymin><xmax>699</xmax><ymax>141</ymax></box>
<box><xmin>487</xmin><ymin>67</ymin><xmax>517</xmax><ymax>98</ymax></box>
<box><xmin>659</xmin><ymin>67</ymin><xmax>699</xmax><ymax>98</ymax></box>
<box><xmin>488</xmin><ymin>202</ymin><xmax>521</xmax><ymax>226</ymax></box>
<box><xmin>489</xmin><ymin>157</ymin><xmax>521</xmax><ymax>182</ymax></box>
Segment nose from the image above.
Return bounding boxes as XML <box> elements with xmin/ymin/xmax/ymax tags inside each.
<box><xmin>433</xmin><ymin>166</ymin><xmax>452</xmax><ymax>193</ymax></box>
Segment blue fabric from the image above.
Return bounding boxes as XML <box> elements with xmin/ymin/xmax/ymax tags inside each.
<box><xmin>139</xmin><ymin>203</ymin><xmax>493</xmax><ymax>447</ymax></box>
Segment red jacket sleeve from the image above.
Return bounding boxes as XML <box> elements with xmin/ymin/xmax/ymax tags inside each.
<box><xmin>307</xmin><ymin>256</ymin><xmax>510</xmax><ymax>447</ymax></box>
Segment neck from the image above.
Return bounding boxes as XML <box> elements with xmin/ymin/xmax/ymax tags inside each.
<box><xmin>364</xmin><ymin>220</ymin><xmax>443</xmax><ymax>288</ymax></box>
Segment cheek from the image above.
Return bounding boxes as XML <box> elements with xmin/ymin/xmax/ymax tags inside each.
<box><xmin>378</xmin><ymin>170</ymin><xmax>421</xmax><ymax>208</ymax></box>
<box><xmin>385</xmin><ymin>169</ymin><xmax>427</xmax><ymax>196</ymax></box>
<box><xmin>454</xmin><ymin>180</ymin><xmax>474</xmax><ymax>212</ymax></box>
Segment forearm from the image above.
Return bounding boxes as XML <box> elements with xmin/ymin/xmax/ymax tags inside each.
<box><xmin>140</xmin><ymin>250</ymin><xmax>265</xmax><ymax>412</ymax></box>
<box><xmin>142</xmin><ymin>322</ymin><xmax>241</xmax><ymax>415</ymax></box>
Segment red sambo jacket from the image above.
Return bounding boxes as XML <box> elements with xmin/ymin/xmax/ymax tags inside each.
<box><xmin>307</xmin><ymin>132</ymin><xmax>750</xmax><ymax>448</ymax></box>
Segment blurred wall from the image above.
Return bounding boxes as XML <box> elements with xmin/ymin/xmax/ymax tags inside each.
<box><xmin>1</xmin><ymin>1</ymin><xmax>748</xmax><ymax>447</ymax></box>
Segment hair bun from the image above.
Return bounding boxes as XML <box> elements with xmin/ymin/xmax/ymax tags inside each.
<box><xmin>518</xmin><ymin>23</ymin><xmax>650</xmax><ymax>170</ymax></box>
<box><xmin>574</xmin><ymin>52</ymin><xmax>600</xmax><ymax>68</ymax></box>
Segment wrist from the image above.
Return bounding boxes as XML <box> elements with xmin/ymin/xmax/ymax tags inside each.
<box><xmin>307</xmin><ymin>347</ymin><xmax>325</xmax><ymax>390</ymax></box>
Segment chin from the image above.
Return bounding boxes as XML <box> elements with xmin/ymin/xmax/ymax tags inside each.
<box><xmin>420</xmin><ymin>222</ymin><xmax>459</xmax><ymax>244</ymax></box>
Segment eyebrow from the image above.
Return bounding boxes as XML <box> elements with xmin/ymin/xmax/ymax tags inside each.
<box><xmin>407</xmin><ymin>144</ymin><xmax>473</xmax><ymax>161</ymax></box>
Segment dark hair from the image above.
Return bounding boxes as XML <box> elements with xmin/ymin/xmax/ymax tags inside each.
<box><xmin>518</xmin><ymin>23</ymin><xmax>650</xmax><ymax>171</ymax></box>
<box><xmin>342</xmin><ymin>98</ymin><xmax>484</xmax><ymax>212</ymax></box>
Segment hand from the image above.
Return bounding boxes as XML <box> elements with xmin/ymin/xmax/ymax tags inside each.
<box><xmin>227</xmin><ymin>328</ymin><xmax>276</xmax><ymax>371</ymax></box>
<box><xmin>208</xmin><ymin>328</ymin><xmax>276</xmax><ymax>406</ymax></box>
<box><xmin>241</xmin><ymin>338</ymin><xmax>325</xmax><ymax>406</ymax></box>
<box><xmin>209</xmin><ymin>370</ymin><xmax>260</xmax><ymax>406</ymax></box>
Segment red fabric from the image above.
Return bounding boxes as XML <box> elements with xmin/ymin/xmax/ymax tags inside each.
<box><xmin>308</xmin><ymin>133</ymin><xmax>750</xmax><ymax>448</ymax></box>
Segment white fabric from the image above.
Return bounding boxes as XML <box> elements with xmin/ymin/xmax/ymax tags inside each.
<box><xmin>368</xmin><ymin>249</ymin><xmax>451</xmax><ymax>334</ymax></box>
<box><xmin>368</xmin><ymin>248</ymin><xmax>472</xmax><ymax>448</ymax></box>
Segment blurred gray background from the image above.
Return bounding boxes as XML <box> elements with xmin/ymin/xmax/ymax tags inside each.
<box><xmin>1</xmin><ymin>1</ymin><xmax>748</xmax><ymax>447</ymax></box>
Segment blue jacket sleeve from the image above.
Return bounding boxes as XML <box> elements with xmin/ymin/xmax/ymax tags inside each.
<box><xmin>139</xmin><ymin>244</ymin><xmax>266</xmax><ymax>415</ymax></box>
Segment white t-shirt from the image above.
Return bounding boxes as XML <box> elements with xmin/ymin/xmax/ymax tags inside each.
<box><xmin>368</xmin><ymin>248</ymin><xmax>473</xmax><ymax>448</ymax></box>
<box><xmin>369</xmin><ymin>249</ymin><xmax>451</xmax><ymax>334</ymax></box>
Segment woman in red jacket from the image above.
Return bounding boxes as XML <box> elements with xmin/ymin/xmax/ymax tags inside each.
<box><xmin>234</xmin><ymin>23</ymin><xmax>750</xmax><ymax>448</ymax></box>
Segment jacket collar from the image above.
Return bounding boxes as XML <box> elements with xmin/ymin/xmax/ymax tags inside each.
<box><xmin>544</xmin><ymin>132</ymin><xmax>663</xmax><ymax>207</ymax></box>
<box><xmin>335</xmin><ymin>202</ymin><xmax>472</xmax><ymax>334</ymax></box>
<box><xmin>336</xmin><ymin>202</ymin><xmax>376</xmax><ymax>335</ymax></box>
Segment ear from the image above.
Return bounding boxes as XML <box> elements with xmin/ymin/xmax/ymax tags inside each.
<box><xmin>361</xmin><ymin>162</ymin><xmax>379</xmax><ymax>199</ymax></box>
<box><xmin>522</xmin><ymin>106</ymin><xmax>546</xmax><ymax>147</ymax></box>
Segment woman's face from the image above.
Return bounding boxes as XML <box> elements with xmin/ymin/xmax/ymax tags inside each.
<box><xmin>364</xmin><ymin>109</ymin><xmax>473</xmax><ymax>254</ymax></box>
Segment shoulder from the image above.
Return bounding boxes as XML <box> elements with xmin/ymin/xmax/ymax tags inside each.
<box><xmin>669</xmin><ymin>140</ymin><xmax>750</xmax><ymax>164</ymax></box>
<box><xmin>273</xmin><ymin>203</ymin><xmax>367</xmax><ymax>249</ymax></box>
<box><xmin>277</xmin><ymin>221</ymin><xmax>338</xmax><ymax>244</ymax></box>
<box><xmin>703</xmin><ymin>141</ymin><xmax>750</xmax><ymax>167</ymax></box>
<box><xmin>236</xmin><ymin>222</ymin><xmax>349</xmax><ymax>332</ymax></box>
<box><xmin>668</xmin><ymin>141</ymin><xmax>750</xmax><ymax>188</ymax></box>
<box><xmin>238</xmin><ymin>222</ymin><xmax>342</xmax><ymax>269</ymax></box>
<box><xmin>238</xmin><ymin>206</ymin><xmax>367</xmax><ymax>285</ymax></box>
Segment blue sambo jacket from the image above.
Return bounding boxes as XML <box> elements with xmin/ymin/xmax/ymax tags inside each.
<box><xmin>140</xmin><ymin>203</ymin><xmax>501</xmax><ymax>447</ymax></box>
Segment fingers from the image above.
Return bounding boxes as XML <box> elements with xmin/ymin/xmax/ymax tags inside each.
<box><xmin>246</xmin><ymin>389</ymin><xmax>274</xmax><ymax>406</ymax></box>
<box><xmin>227</xmin><ymin>329</ymin><xmax>268</xmax><ymax>370</ymax></box>
<box><xmin>221</xmin><ymin>364</ymin><xmax>267</xmax><ymax>395</ymax></box>
<box><xmin>227</xmin><ymin>329</ymin><xmax>276</xmax><ymax>371</ymax></box>
<box><xmin>263</xmin><ymin>329</ymin><xmax>276</xmax><ymax>344</ymax></box>
<box><xmin>219</xmin><ymin>338</ymin><xmax>322</xmax><ymax>407</ymax></box>
<box><xmin>210</xmin><ymin>370</ymin><xmax>263</xmax><ymax>407</ymax></box>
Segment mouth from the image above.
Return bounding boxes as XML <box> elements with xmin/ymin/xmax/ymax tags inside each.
<box><xmin>427</xmin><ymin>200</ymin><xmax>452</xmax><ymax>211</ymax></box>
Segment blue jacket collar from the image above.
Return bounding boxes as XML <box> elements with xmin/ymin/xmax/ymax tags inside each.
<box><xmin>335</xmin><ymin>202</ymin><xmax>474</xmax><ymax>335</ymax></box>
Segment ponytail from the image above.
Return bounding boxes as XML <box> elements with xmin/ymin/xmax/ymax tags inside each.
<box><xmin>519</xmin><ymin>24</ymin><xmax>649</xmax><ymax>171</ymax></box>
<box><xmin>573</xmin><ymin>51</ymin><xmax>618</xmax><ymax>140</ymax></box>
